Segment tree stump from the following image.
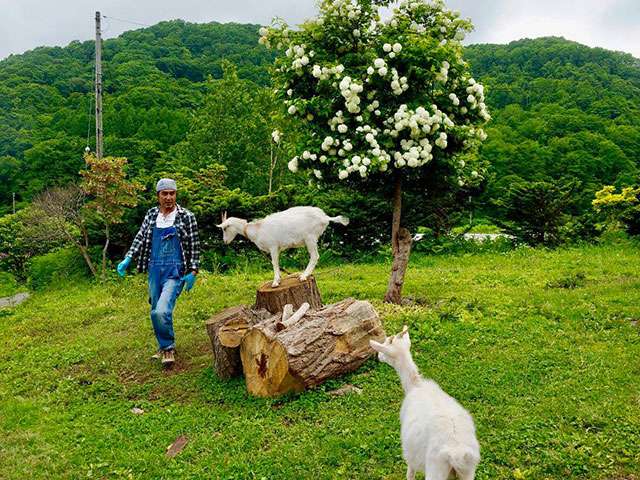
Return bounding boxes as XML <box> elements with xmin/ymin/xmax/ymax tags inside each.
<box><xmin>205</xmin><ymin>306</ymin><xmax>269</xmax><ymax>379</ymax></box>
<box><xmin>254</xmin><ymin>274</ymin><xmax>322</xmax><ymax>314</ymax></box>
<box><xmin>240</xmin><ymin>298</ymin><xmax>385</xmax><ymax>397</ymax></box>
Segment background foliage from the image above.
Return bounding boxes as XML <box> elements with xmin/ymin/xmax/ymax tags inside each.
<box><xmin>1</xmin><ymin>21</ymin><xmax>639</xmax><ymax>279</ymax></box>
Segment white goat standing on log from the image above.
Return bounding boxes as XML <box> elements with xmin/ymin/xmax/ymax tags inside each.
<box><xmin>217</xmin><ymin>206</ymin><xmax>349</xmax><ymax>287</ymax></box>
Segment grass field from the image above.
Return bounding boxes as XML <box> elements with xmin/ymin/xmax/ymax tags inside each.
<box><xmin>2</xmin><ymin>243</ymin><xmax>640</xmax><ymax>479</ymax></box>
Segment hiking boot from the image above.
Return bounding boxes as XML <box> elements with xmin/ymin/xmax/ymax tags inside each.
<box><xmin>161</xmin><ymin>349</ymin><xmax>175</xmax><ymax>367</ymax></box>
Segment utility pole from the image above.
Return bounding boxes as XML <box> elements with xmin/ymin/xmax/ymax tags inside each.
<box><xmin>95</xmin><ymin>11</ymin><xmax>104</xmax><ymax>159</ymax></box>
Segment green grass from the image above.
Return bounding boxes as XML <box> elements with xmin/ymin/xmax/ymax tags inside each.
<box><xmin>2</xmin><ymin>243</ymin><xmax>640</xmax><ymax>479</ymax></box>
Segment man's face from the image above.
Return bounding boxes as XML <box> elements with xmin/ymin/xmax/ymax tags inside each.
<box><xmin>157</xmin><ymin>190</ymin><xmax>177</xmax><ymax>210</ymax></box>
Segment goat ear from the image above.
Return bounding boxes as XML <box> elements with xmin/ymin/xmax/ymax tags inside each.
<box><xmin>216</xmin><ymin>223</ymin><xmax>223</xmax><ymax>228</ymax></box>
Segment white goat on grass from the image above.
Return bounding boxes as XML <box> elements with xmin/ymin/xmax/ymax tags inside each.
<box><xmin>370</xmin><ymin>326</ymin><xmax>480</xmax><ymax>480</ymax></box>
<box><xmin>217</xmin><ymin>206</ymin><xmax>349</xmax><ymax>287</ymax></box>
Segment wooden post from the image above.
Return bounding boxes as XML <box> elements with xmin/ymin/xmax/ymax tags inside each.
<box><xmin>95</xmin><ymin>11</ymin><xmax>104</xmax><ymax>160</ymax></box>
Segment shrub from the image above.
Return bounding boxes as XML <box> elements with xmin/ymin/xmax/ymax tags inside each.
<box><xmin>0</xmin><ymin>209</ymin><xmax>67</xmax><ymax>278</ymax></box>
<box><xmin>27</xmin><ymin>247</ymin><xmax>93</xmax><ymax>290</ymax></box>
<box><xmin>0</xmin><ymin>271</ymin><xmax>19</xmax><ymax>297</ymax></box>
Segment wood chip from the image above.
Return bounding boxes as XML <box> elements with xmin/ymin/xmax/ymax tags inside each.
<box><xmin>166</xmin><ymin>435</ymin><xmax>188</xmax><ymax>457</ymax></box>
<box><xmin>329</xmin><ymin>384</ymin><xmax>363</xmax><ymax>397</ymax></box>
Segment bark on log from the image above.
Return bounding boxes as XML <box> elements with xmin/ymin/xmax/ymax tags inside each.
<box><xmin>240</xmin><ymin>298</ymin><xmax>385</xmax><ymax>397</ymax></box>
<box><xmin>255</xmin><ymin>274</ymin><xmax>322</xmax><ymax>314</ymax></box>
<box><xmin>205</xmin><ymin>306</ymin><xmax>269</xmax><ymax>379</ymax></box>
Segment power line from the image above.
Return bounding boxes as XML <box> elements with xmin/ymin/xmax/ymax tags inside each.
<box><xmin>102</xmin><ymin>15</ymin><xmax>151</xmax><ymax>28</ymax></box>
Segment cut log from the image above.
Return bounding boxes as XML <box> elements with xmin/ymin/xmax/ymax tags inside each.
<box><xmin>240</xmin><ymin>298</ymin><xmax>385</xmax><ymax>397</ymax></box>
<box><xmin>205</xmin><ymin>305</ymin><xmax>269</xmax><ymax>379</ymax></box>
<box><xmin>255</xmin><ymin>274</ymin><xmax>322</xmax><ymax>314</ymax></box>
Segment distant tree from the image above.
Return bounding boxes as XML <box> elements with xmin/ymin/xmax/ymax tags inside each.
<box><xmin>592</xmin><ymin>184</ymin><xmax>640</xmax><ymax>232</ymax></box>
<box><xmin>494</xmin><ymin>180</ymin><xmax>575</xmax><ymax>246</ymax></box>
<box><xmin>80</xmin><ymin>153</ymin><xmax>142</xmax><ymax>279</ymax></box>
<box><xmin>30</xmin><ymin>185</ymin><xmax>96</xmax><ymax>276</ymax></box>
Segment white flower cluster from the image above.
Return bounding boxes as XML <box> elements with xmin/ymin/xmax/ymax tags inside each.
<box><xmin>288</xmin><ymin>156</ymin><xmax>298</xmax><ymax>172</ymax></box>
<box><xmin>322</xmin><ymin>0</ymin><xmax>363</xmax><ymax>20</ymax></box>
<box><xmin>258</xmin><ymin>26</ymin><xmax>270</xmax><ymax>46</ymax></box>
<box><xmin>366</xmin><ymin>99</ymin><xmax>381</xmax><ymax>116</ymax></box>
<box><xmin>383</xmin><ymin>104</ymin><xmax>453</xmax><ymax>141</ymax></box>
<box><xmin>271</xmin><ymin>129</ymin><xmax>281</xmax><ymax>143</ymax></box>
<box><xmin>464</xmin><ymin>78</ymin><xmax>491</xmax><ymax>121</ymax></box>
<box><xmin>286</xmin><ymin>44</ymin><xmax>313</xmax><ymax>70</ymax></box>
<box><xmin>435</xmin><ymin>60</ymin><xmax>450</xmax><ymax>83</ymax></box>
<box><xmin>393</xmin><ymin>137</ymin><xmax>434</xmax><ymax>168</ymax></box>
<box><xmin>389</xmin><ymin>68</ymin><xmax>409</xmax><ymax>96</ymax></box>
<box><xmin>410</xmin><ymin>21</ymin><xmax>426</xmax><ymax>34</ymax></box>
<box><xmin>382</xmin><ymin>42</ymin><xmax>402</xmax><ymax>59</ymax></box>
<box><xmin>369</xmin><ymin>58</ymin><xmax>389</xmax><ymax>77</ymax></box>
<box><xmin>338</xmin><ymin>76</ymin><xmax>364</xmax><ymax>114</ymax></box>
<box><xmin>311</xmin><ymin>63</ymin><xmax>345</xmax><ymax>80</ymax></box>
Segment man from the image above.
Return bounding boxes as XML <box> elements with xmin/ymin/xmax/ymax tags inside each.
<box><xmin>117</xmin><ymin>178</ymin><xmax>200</xmax><ymax>367</ymax></box>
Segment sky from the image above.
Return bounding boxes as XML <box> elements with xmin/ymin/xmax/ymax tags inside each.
<box><xmin>1</xmin><ymin>0</ymin><xmax>639</xmax><ymax>60</ymax></box>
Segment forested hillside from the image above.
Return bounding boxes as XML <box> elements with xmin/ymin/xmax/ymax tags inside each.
<box><xmin>0</xmin><ymin>21</ymin><xmax>275</xmax><ymax>209</ymax></box>
<box><xmin>467</xmin><ymin>37</ymin><xmax>640</xmax><ymax>212</ymax></box>
<box><xmin>1</xmin><ymin>22</ymin><xmax>639</xmax><ymax>258</ymax></box>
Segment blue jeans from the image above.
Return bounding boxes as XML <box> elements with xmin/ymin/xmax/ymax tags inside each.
<box><xmin>148</xmin><ymin>266</ymin><xmax>184</xmax><ymax>351</ymax></box>
<box><xmin>148</xmin><ymin>225</ymin><xmax>184</xmax><ymax>351</ymax></box>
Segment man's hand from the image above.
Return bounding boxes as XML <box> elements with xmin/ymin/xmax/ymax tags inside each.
<box><xmin>182</xmin><ymin>271</ymin><xmax>197</xmax><ymax>292</ymax></box>
<box><xmin>117</xmin><ymin>256</ymin><xmax>132</xmax><ymax>277</ymax></box>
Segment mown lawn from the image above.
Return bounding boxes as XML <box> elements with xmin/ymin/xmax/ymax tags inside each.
<box><xmin>2</xmin><ymin>243</ymin><xmax>640</xmax><ymax>479</ymax></box>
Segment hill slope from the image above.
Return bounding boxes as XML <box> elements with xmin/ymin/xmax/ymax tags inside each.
<box><xmin>1</xmin><ymin>24</ymin><xmax>639</xmax><ymax>216</ymax></box>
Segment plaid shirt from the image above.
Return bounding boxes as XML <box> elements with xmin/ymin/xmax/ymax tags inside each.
<box><xmin>126</xmin><ymin>205</ymin><xmax>200</xmax><ymax>273</ymax></box>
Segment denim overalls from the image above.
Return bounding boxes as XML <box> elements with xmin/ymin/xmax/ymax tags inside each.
<box><xmin>148</xmin><ymin>225</ymin><xmax>184</xmax><ymax>351</ymax></box>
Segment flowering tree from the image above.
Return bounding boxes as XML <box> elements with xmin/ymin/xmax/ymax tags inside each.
<box><xmin>260</xmin><ymin>0</ymin><xmax>490</xmax><ymax>302</ymax></box>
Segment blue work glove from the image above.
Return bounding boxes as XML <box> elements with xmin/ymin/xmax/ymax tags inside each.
<box><xmin>182</xmin><ymin>272</ymin><xmax>197</xmax><ymax>292</ymax></box>
<box><xmin>117</xmin><ymin>256</ymin><xmax>132</xmax><ymax>277</ymax></box>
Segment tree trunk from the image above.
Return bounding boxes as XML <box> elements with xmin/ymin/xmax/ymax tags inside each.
<box><xmin>240</xmin><ymin>298</ymin><xmax>385</xmax><ymax>397</ymax></box>
<box><xmin>384</xmin><ymin>176</ymin><xmax>412</xmax><ymax>304</ymax></box>
<box><xmin>255</xmin><ymin>274</ymin><xmax>322</xmax><ymax>314</ymax></box>
<box><xmin>68</xmin><ymin>229</ymin><xmax>97</xmax><ymax>278</ymax></box>
<box><xmin>205</xmin><ymin>306</ymin><xmax>269</xmax><ymax>379</ymax></box>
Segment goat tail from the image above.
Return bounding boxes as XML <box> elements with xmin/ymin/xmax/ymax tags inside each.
<box><xmin>328</xmin><ymin>215</ymin><xmax>349</xmax><ymax>226</ymax></box>
<box><xmin>441</xmin><ymin>445</ymin><xmax>479</xmax><ymax>477</ymax></box>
